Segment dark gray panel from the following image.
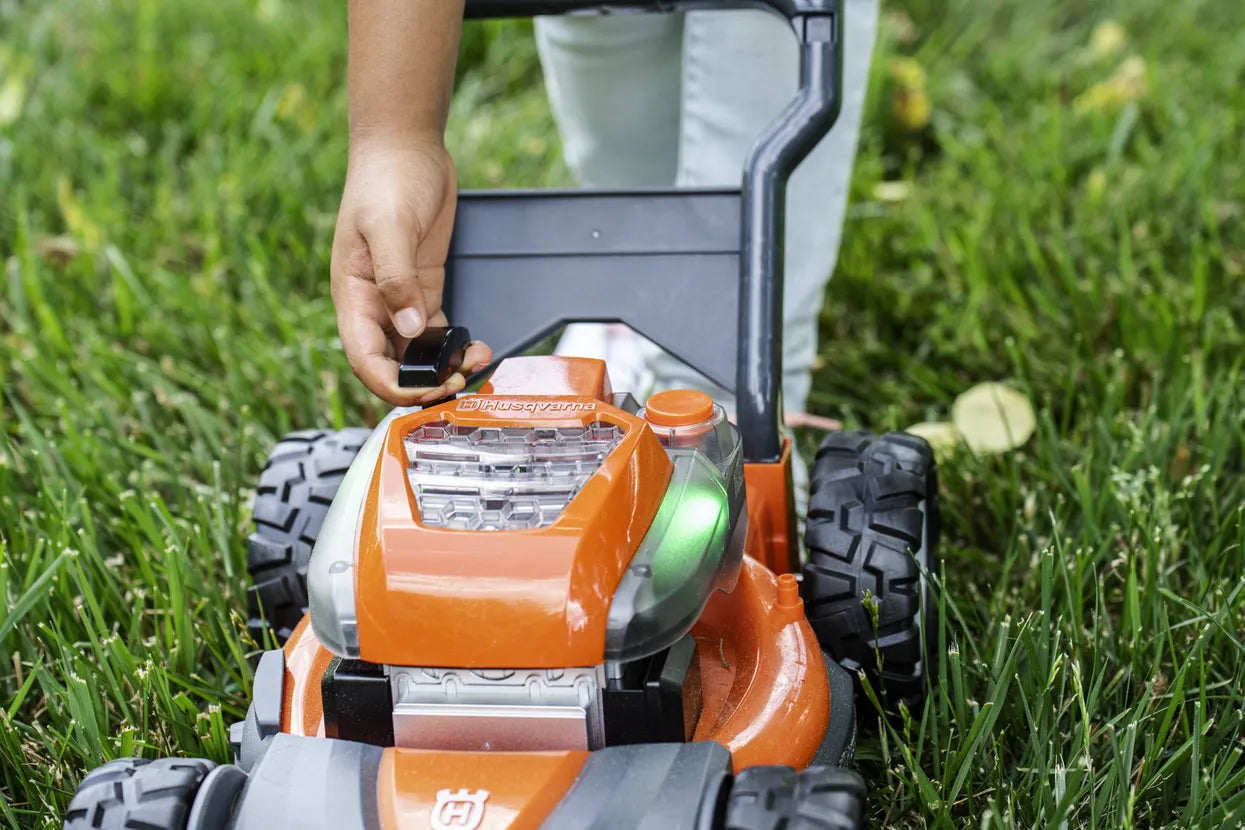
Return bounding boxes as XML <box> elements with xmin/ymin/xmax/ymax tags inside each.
<box><xmin>187</xmin><ymin>765</ymin><xmax>247</xmax><ymax>830</ymax></box>
<box><xmin>541</xmin><ymin>741</ymin><xmax>731</xmax><ymax>830</ymax></box>
<box><xmin>447</xmin><ymin>254</ymin><xmax>739</xmax><ymax>392</ymax></box>
<box><xmin>227</xmin><ymin>734</ymin><xmax>382</xmax><ymax>830</ymax></box>
<box><xmin>235</xmin><ymin>649</ymin><xmax>286</xmax><ymax>773</ymax></box>
<box><xmin>449</xmin><ymin>189</ymin><xmax>739</xmax><ymax>258</ymax></box>
<box><xmin>252</xmin><ymin>649</ymin><xmax>284</xmax><ymax>738</ymax></box>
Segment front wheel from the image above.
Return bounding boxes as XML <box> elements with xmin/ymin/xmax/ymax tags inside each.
<box><xmin>722</xmin><ymin>765</ymin><xmax>866</xmax><ymax>830</ymax></box>
<box><xmin>246</xmin><ymin>428</ymin><xmax>370</xmax><ymax>644</ymax></box>
<box><xmin>64</xmin><ymin>758</ymin><xmax>215</xmax><ymax>830</ymax></box>
<box><xmin>800</xmin><ymin>430</ymin><xmax>941</xmax><ymax>710</ymax></box>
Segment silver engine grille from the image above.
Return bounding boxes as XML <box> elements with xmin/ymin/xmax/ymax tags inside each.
<box><xmin>405</xmin><ymin>421</ymin><xmax>624</xmax><ymax>530</ymax></box>
<box><xmin>387</xmin><ymin>666</ymin><xmax>605</xmax><ymax>752</ymax></box>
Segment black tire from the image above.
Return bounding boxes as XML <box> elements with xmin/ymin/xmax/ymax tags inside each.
<box><xmin>64</xmin><ymin>757</ymin><xmax>214</xmax><ymax>830</ymax></box>
<box><xmin>722</xmin><ymin>765</ymin><xmax>866</xmax><ymax>830</ymax></box>
<box><xmin>246</xmin><ymin>428</ymin><xmax>370</xmax><ymax>645</ymax></box>
<box><xmin>801</xmin><ymin>430</ymin><xmax>940</xmax><ymax>710</ymax></box>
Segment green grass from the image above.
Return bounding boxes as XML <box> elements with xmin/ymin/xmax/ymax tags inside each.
<box><xmin>1</xmin><ymin>0</ymin><xmax>1242</xmax><ymax>827</ymax></box>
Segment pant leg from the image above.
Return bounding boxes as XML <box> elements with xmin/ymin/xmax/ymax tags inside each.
<box><xmin>536</xmin><ymin>15</ymin><xmax>685</xmax><ymax>385</ymax></box>
<box><xmin>533</xmin><ymin>15</ymin><xmax>684</xmax><ymax>187</ymax></box>
<box><xmin>643</xmin><ymin>0</ymin><xmax>880</xmax><ymax>416</ymax></box>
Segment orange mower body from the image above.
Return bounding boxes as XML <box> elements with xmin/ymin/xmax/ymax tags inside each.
<box><xmin>211</xmin><ymin>356</ymin><xmax>859</xmax><ymax>830</ymax></box>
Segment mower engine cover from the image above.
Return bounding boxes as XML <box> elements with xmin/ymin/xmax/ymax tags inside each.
<box><xmin>306</xmin><ymin>356</ymin><xmax>745</xmax><ymax>669</ymax></box>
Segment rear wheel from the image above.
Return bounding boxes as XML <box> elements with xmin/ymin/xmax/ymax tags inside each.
<box><xmin>800</xmin><ymin>430</ymin><xmax>940</xmax><ymax>710</ymax></box>
<box><xmin>722</xmin><ymin>765</ymin><xmax>866</xmax><ymax>830</ymax></box>
<box><xmin>64</xmin><ymin>758</ymin><xmax>215</xmax><ymax>830</ymax></box>
<box><xmin>246</xmin><ymin>428</ymin><xmax>370</xmax><ymax>645</ymax></box>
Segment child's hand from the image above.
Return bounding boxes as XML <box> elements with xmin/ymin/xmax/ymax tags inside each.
<box><xmin>331</xmin><ymin>138</ymin><xmax>492</xmax><ymax>405</ymax></box>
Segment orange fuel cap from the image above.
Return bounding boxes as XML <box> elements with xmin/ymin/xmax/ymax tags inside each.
<box><xmin>644</xmin><ymin>389</ymin><xmax>715</xmax><ymax>427</ymax></box>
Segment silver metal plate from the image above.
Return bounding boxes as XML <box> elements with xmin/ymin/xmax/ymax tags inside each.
<box><xmin>388</xmin><ymin>666</ymin><xmax>606</xmax><ymax>752</ymax></box>
<box><xmin>391</xmin><ymin>703</ymin><xmax>589</xmax><ymax>752</ymax></box>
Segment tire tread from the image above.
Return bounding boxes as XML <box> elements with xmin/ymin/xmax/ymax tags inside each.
<box><xmin>801</xmin><ymin>430</ymin><xmax>940</xmax><ymax>709</ymax></box>
<box><xmin>245</xmin><ymin>428</ymin><xmax>370</xmax><ymax>644</ymax></box>
<box><xmin>64</xmin><ymin>758</ymin><xmax>214</xmax><ymax>830</ymax></box>
<box><xmin>723</xmin><ymin>766</ymin><xmax>865</xmax><ymax>830</ymax></box>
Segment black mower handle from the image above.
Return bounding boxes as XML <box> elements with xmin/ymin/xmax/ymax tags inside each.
<box><xmin>452</xmin><ymin>0</ymin><xmax>844</xmax><ymax>463</ymax></box>
<box><xmin>465</xmin><ymin>0</ymin><xmax>838</xmax><ymax>19</ymax></box>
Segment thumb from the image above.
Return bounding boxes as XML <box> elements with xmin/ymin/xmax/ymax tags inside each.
<box><xmin>365</xmin><ymin>219</ymin><xmax>427</xmax><ymax>339</ymax></box>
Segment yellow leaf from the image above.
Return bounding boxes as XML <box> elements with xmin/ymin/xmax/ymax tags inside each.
<box><xmin>0</xmin><ymin>73</ymin><xmax>26</xmax><ymax>128</ymax></box>
<box><xmin>56</xmin><ymin>176</ymin><xmax>103</xmax><ymax>249</ymax></box>
<box><xmin>276</xmin><ymin>83</ymin><xmax>307</xmax><ymax>121</ymax></box>
<box><xmin>1085</xmin><ymin>168</ymin><xmax>1108</xmax><ymax>203</ymax></box>
<box><xmin>892</xmin><ymin>87</ymin><xmax>931</xmax><ymax>132</ymax></box>
<box><xmin>256</xmin><ymin>0</ymin><xmax>282</xmax><ymax>21</ymax></box>
<box><xmin>1089</xmin><ymin>20</ymin><xmax>1127</xmax><ymax>59</ymax></box>
<box><xmin>1075</xmin><ymin>55</ymin><xmax>1149</xmax><ymax>114</ymax></box>
<box><xmin>872</xmin><ymin>181</ymin><xmax>914</xmax><ymax>203</ymax></box>
<box><xmin>951</xmin><ymin>383</ymin><xmax>1036</xmax><ymax>454</ymax></box>
<box><xmin>883</xmin><ymin>11</ymin><xmax>918</xmax><ymax>45</ymax></box>
<box><xmin>890</xmin><ymin>58</ymin><xmax>927</xmax><ymax>90</ymax></box>
<box><xmin>36</xmin><ymin>235</ymin><xmax>81</xmax><ymax>268</ymax></box>
<box><xmin>905</xmin><ymin>421</ymin><xmax>961</xmax><ymax>460</ymax></box>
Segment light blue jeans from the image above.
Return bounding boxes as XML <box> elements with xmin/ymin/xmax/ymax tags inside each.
<box><xmin>535</xmin><ymin>2</ymin><xmax>879</xmax><ymax>418</ymax></box>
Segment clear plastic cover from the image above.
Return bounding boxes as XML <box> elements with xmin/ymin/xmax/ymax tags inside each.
<box><xmin>405</xmin><ymin>421</ymin><xmax>624</xmax><ymax>531</ymax></box>
<box><xmin>308</xmin><ymin>407</ymin><xmax>415</xmax><ymax>658</ymax></box>
<box><xmin>604</xmin><ymin>444</ymin><xmax>746</xmax><ymax>662</ymax></box>
<box><xmin>641</xmin><ymin>403</ymin><xmax>745</xmax><ymax>516</ymax></box>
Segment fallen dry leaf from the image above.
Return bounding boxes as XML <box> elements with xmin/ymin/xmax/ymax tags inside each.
<box><xmin>905</xmin><ymin>421</ymin><xmax>961</xmax><ymax>459</ymax></box>
<box><xmin>872</xmin><ymin>181</ymin><xmax>914</xmax><ymax>203</ymax></box>
<box><xmin>951</xmin><ymin>382</ymin><xmax>1037</xmax><ymax>454</ymax></box>
<box><xmin>1089</xmin><ymin>20</ymin><xmax>1128</xmax><ymax>59</ymax></box>
<box><xmin>889</xmin><ymin>58</ymin><xmax>931</xmax><ymax>131</ymax></box>
<box><xmin>1075</xmin><ymin>55</ymin><xmax>1149</xmax><ymax>114</ymax></box>
<box><xmin>36</xmin><ymin>235</ymin><xmax>81</xmax><ymax>268</ymax></box>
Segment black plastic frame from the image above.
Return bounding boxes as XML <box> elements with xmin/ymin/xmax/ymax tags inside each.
<box><xmin>451</xmin><ymin>0</ymin><xmax>844</xmax><ymax>462</ymax></box>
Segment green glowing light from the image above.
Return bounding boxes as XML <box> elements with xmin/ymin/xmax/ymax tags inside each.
<box><xmin>650</xmin><ymin>485</ymin><xmax>728</xmax><ymax>590</ymax></box>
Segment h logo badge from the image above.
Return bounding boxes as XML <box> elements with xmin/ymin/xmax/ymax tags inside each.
<box><xmin>430</xmin><ymin>788</ymin><xmax>490</xmax><ymax>830</ymax></box>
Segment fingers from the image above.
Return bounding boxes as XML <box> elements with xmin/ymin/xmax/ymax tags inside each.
<box><xmin>333</xmin><ymin>196</ymin><xmax>492</xmax><ymax>406</ymax></box>
<box><xmin>333</xmin><ymin>276</ymin><xmax>422</xmax><ymax>406</ymax></box>
<box><xmin>363</xmin><ymin>215</ymin><xmax>428</xmax><ymax>340</ymax></box>
<box><xmin>334</xmin><ymin>286</ymin><xmax>495</xmax><ymax>407</ymax></box>
<box><xmin>461</xmin><ymin>340</ymin><xmax>493</xmax><ymax>375</ymax></box>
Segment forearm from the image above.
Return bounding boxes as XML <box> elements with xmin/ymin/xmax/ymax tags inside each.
<box><xmin>347</xmin><ymin>0</ymin><xmax>465</xmax><ymax>147</ymax></box>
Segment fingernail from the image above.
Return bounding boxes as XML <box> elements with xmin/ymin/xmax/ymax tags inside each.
<box><xmin>394</xmin><ymin>307</ymin><xmax>423</xmax><ymax>338</ymax></box>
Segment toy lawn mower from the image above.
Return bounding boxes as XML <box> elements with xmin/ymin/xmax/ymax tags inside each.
<box><xmin>63</xmin><ymin>1</ymin><xmax>939</xmax><ymax>828</ymax></box>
